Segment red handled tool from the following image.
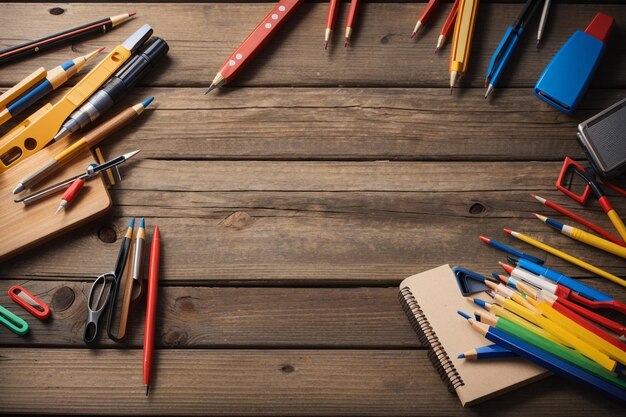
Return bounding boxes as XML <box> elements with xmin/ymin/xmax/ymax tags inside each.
<box><xmin>411</xmin><ymin>0</ymin><xmax>442</xmax><ymax>38</ymax></box>
<box><xmin>55</xmin><ymin>178</ymin><xmax>85</xmax><ymax>214</ymax></box>
<box><xmin>557</xmin><ymin>157</ymin><xmax>626</xmax><ymax>243</ymax></box>
<box><xmin>436</xmin><ymin>0</ymin><xmax>460</xmax><ymax>51</ymax></box>
<box><xmin>344</xmin><ymin>0</ymin><xmax>360</xmax><ymax>47</ymax></box>
<box><xmin>8</xmin><ymin>285</ymin><xmax>50</xmax><ymax>320</ymax></box>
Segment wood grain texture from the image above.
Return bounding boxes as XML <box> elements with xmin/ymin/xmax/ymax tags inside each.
<box><xmin>1</xmin><ymin>348</ymin><xmax>625</xmax><ymax>415</ymax></box>
<box><xmin>75</xmin><ymin>87</ymin><xmax>626</xmax><ymax>162</ymax></box>
<box><xmin>0</xmin><ymin>282</ymin><xmax>419</xmax><ymax>347</ymax></box>
<box><xmin>0</xmin><ymin>3</ymin><xmax>624</xmax><ymax>88</ymax></box>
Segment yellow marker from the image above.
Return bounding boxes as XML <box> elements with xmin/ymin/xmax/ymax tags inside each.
<box><xmin>535</xmin><ymin>300</ymin><xmax>626</xmax><ymax>366</ymax></box>
<box><xmin>492</xmin><ymin>294</ymin><xmax>618</xmax><ymax>373</ymax></box>
<box><xmin>0</xmin><ymin>25</ymin><xmax>152</xmax><ymax>173</ymax></box>
<box><xmin>506</xmin><ymin>229</ymin><xmax>626</xmax><ymax>288</ymax></box>
<box><xmin>449</xmin><ymin>0</ymin><xmax>479</xmax><ymax>91</ymax></box>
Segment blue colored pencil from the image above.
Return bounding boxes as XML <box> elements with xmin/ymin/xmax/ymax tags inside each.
<box><xmin>458</xmin><ymin>311</ymin><xmax>626</xmax><ymax>403</ymax></box>
<box><xmin>480</xmin><ymin>236</ymin><xmax>544</xmax><ymax>264</ymax></box>
<box><xmin>459</xmin><ymin>344</ymin><xmax>517</xmax><ymax>360</ymax></box>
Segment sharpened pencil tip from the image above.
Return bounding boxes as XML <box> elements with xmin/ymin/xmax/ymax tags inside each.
<box><xmin>145</xmin><ymin>384</ymin><xmax>149</xmax><ymax>395</ymax></box>
<box><xmin>503</xmin><ymin>228</ymin><xmax>512</xmax><ymax>235</ymax></box>
<box><xmin>142</xmin><ymin>97</ymin><xmax>154</xmax><ymax>108</ymax></box>
<box><xmin>205</xmin><ymin>83</ymin><xmax>217</xmax><ymax>95</ymax></box>
<box><xmin>457</xmin><ymin>310</ymin><xmax>471</xmax><ymax>320</ymax></box>
<box><xmin>479</xmin><ymin>236</ymin><xmax>490</xmax><ymax>244</ymax></box>
<box><xmin>13</xmin><ymin>183</ymin><xmax>25</xmax><ymax>194</ymax></box>
<box><xmin>129</xmin><ymin>11</ymin><xmax>137</xmax><ymax>17</ymax></box>
<box><xmin>458</xmin><ymin>353</ymin><xmax>465</xmax><ymax>359</ymax></box>
<box><xmin>140</xmin><ymin>218</ymin><xmax>145</xmax><ymax>228</ymax></box>
<box><xmin>410</xmin><ymin>31</ymin><xmax>416</xmax><ymax>39</ymax></box>
<box><xmin>536</xmin><ymin>39</ymin><xmax>540</xmax><ymax>48</ymax></box>
<box><xmin>55</xmin><ymin>204</ymin><xmax>64</xmax><ymax>215</ymax></box>
<box><xmin>344</xmin><ymin>38</ymin><xmax>349</xmax><ymax>47</ymax></box>
<box><xmin>97</xmin><ymin>47</ymin><xmax>105</xmax><ymax>53</ymax></box>
<box><xmin>324</xmin><ymin>40</ymin><xmax>329</xmax><ymax>50</ymax></box>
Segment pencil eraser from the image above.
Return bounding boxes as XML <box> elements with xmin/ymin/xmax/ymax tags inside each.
<box><xmin>534</xmin><ymin>13</ymin><xmax>614</xmax><ymax>115</ymax></box>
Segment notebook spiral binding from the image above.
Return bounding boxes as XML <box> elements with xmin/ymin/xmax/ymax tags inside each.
<box><xmin>399</xmin><ymin>286</ymin><xmax>464</xmax><ymax>393</ymax></box>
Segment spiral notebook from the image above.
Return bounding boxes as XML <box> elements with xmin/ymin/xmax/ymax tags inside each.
<box><xmin>399</xmin><ymin>265</ymin><xmax>549</xmax><ymax>407</ymax></box>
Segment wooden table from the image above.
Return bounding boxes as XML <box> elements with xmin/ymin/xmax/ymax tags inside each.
<box><xmin>1</xmin><ymin>2</ymin><xmax>626</xmax><ymax>415</ymax></box>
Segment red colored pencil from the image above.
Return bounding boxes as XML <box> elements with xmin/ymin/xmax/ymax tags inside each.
<box><xmin>206</xmin><ymin>0</ymin><xmax>303</xmax><ymax>93</ymax></box>
<box><xmin>325</xmin><ymin>0</ymin><xmax>341</xmax><ymax>49</ymax></box>
<box><xmin>411</xmin><ymin>0</ymin><xmax>441</xmax><ymax>39</ymax></box>
<box><xmin>531</xmin><ymin>194</ymin><xmax>625</xmax><ymax>247</ymax></box>
<box><xmin>436</xmin><ymin>0</ymin><xmax>460</xmax><ymax>51</ymax></box>
<box><xmin>143</xmin><ymin>225</ymin><xmax>160</xmax><ymax>396</ymax></box>
<box><xmin>344</xmin><ymin>0</ymin><xmax>360</xmax><ymax>47</ymax></box>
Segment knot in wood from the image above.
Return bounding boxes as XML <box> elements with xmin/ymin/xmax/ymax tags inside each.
<box><xmin>174</xmin><ymin>296</ymin><xmax>195</xmax><ymax>313</ymax></box>
<box><xmin>469</xmin><ymin>203</ymin><xmax>486</xmax><ymax>215</ymax></box>
<box><xmin>48</xmin><ymin>7</ymin><xmax>65</xmax><ymax>15</ymax></box>
<box><xmin>221</xmin><ymin>211</ymin><xmax>253</xmax><ymax>230</ymax></box>
<box><xmin>51</xmin><ymin>286</ymin><xmax>75</xmax><ymax>312</ymax></box>
<box><xmin>163</xmin><ymin>327</ymin><xmax>188</xmax><ymax>346</ymax></box>
<box><xmin>97</xmin><ymin>225</ymin><xmax>118</xmax><ymax>243</ymax></box>
<box><xmin>280</xmin><ymin>364</ymin><xmax>295</xmax><ymax>374</ymax></box>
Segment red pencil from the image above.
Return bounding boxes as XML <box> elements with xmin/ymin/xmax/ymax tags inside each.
<box><xmin>206</xmin><ymin>0</ymin><xmax>303</xmax><ymax>93</ymax></box>
<box><xmin>325</xmin><ymin>0</ymin><xmax>341</xmax><ymax>49</ymax></box>
<box><xmin>143</xmin><ymin>225</ymin><xmax>160</xmax><ymax>396</ymax></box>
<box><xmin>344</xmin><ymin>0</ymin><xmax>360</xmax><ymax>47</ymax></box>
<box><xmin>411</xmin><ymin>0</ymin><xmax>441</xmax><ymax>39</ymax></box>
<box><xmin>531</xmin><ymin>194</ymin><xmax>625</xmax><ymax>247</ymax></box>
<box><xmin>436</xmin><ymin>0</ymin><xmax>460</xmax><ymax>51</ymax></box>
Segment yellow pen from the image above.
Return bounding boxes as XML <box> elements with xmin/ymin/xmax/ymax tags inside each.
<box><xmin>449</xmin><ymin>0</ymin><xmax>479</xmax><ymax>91</ymax></box>
<box><xmin>0</xmin><ymin>24</ymin><xmax>152</xmax><ymax>173</ymax></box>
<box><xmin>505</xmin><ymin>228</ymin><xmax>626</xmax><ymax>288</ymax></box>
<box><xmin>491</xmin><ymin>293</ymin><xmax>618</xmax><ymax>373</ymax></box>
<box><xmin>535</xmin><ymin>214</ymin><xmax>626</xmax><ymax>260</ymax></box>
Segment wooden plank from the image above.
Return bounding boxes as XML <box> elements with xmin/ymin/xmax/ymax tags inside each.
<box><xmin>1</xmin><ymin>348</ymin><xmax>623</xmax><ymax>415</ymax></box>
<box><xmin>1</xmin><ymin>162</ymin><xmax>625</xmax><ymax>283</ymax></box>
<box><xmin>0</xmin><ymin>283</ymin><xmax>419</xmax><ymax>347</ymax></box>
<box><xmin>78</xmin><ymin>87</ymin><xmax>626</xmax><ymax>162</ymax></box>
<box><xmin>1</xmin><ymin>278</ymin><xmax>624</xmax><ymax>347</ymax></box>
<box><xmin>0</xmin><ymin>4</ymin><xmax>625</xmax><ymax>88</ymax></box>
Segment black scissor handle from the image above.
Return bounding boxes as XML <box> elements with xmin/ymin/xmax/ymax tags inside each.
<box><xmin>84</xmin><ymin>273</ymin><xmax>115</xmax><ymax>344</ymax></box>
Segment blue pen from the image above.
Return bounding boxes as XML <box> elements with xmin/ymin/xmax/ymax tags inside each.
<box><xmin>484</xmin><ymin>0</ymin><xmax>543</xmax><ymax>98</ymax></box>
<box><xmin>480</xmin><ymin>236</ymin><xmax>544</xmax><ymax>264</ymax></box>
<box><xmin>459</xmin><ymin>311</ymin><xmax>626</xmax><ymax>403</ymax></box>
<box><xmin>0</xmin><ymin>48</ymin><xmax>102</xmax><ymax>126</ymax></box>
<box><xmin>517</xmin><ymin>258</ymin><xmax>613</xmax><ymax>303</ymax></box>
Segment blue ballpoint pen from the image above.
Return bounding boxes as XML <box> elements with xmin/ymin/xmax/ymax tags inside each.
<box><xmin>484</xmin><ymin>0</ymin><xmax>543</xmax><ymax>98</ymax></box>
<box><xmin>0</xmin><ymin>48</ymin><xmax>103</xmax><ymax>125</ymax></box>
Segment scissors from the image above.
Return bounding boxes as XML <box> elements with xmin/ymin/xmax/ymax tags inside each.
<box><xmin>556</xmin><ymin>157</ymin><xmax>626</xmax><ymax>243</ymax></box>
<box><xmin>83</xmin><ymin>218</ymin><xmax>135</xmax><ymax>344</ymax></box>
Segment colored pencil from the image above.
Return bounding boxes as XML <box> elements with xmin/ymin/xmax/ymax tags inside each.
<box><xmin>479</xmin><ymin>235</ymin><xmax>544</xmax><ymax>264</ymax></box>
<box><xmin>449</xmin><ymin>0</ymin><xmax>479</xmax><ymax>92</ymax></box>
<box><xmin>0</xmin><ymin>12</ymin><xmax>134</xmax><ymax>66</ymax></box>
<box><xmin>144</xmin><ymin>225</ymin><xmax>160</xmax><ymax>395</ymax></box>
<box><xmin>436</xmin><ymin>0</ymin><xmax>460</xmax><ymax>51</ymax></box>
<box><xmin>505</xmin><ymin>229</ymin><xmax>626</xmax><ymax>288</ymax></box>
<box><xmin>465</xmin><ymin>311</ymin><xmax>626</xmax><ymax>391</ymax></box>
<box><xmin>534</xmin><ymin>213</ymin><xmax>626</xmax><ymax>261</ymax></box>
<box><xmin>344</xmin><ymin>0</ymin><xmax>360</xmax><ymax>47</ymax></box>
<box><xmin>531</xmin><ymin>194</ymin><xmax>625</xmax><ymax>247</ymax></box>
<box><xmin>206</xmin><ymin>0</ymin><xmax>303</xmax><ymax>93</ymax></box>
<box><xmin>458</xmin><ymin>343</ymin><xmax>517</xmax><ymax>360</ymax></box>
<box><xmin>536</xmin><ymin>0</ymin><xmax>551</xmax><ymax>47</ymax></box>
<box><xmin>325</xmin><ymin>0</ymin><xmax>341</xmax><ymax>49</ymax></box>
<box><xmin>411</xmin><ymin>0</ymin><xmax>441</xmax><ymax>38</ymax></box>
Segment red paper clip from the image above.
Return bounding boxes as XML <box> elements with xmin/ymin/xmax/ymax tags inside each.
<box><xmin>8</xmin><ymin>285</ymin><xmax>50</xmax><ymax>320</ymax></box>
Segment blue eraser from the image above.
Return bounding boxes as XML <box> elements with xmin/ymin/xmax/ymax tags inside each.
<box><xmin>534</xmin><ymin>13</ymin><xmax>614</xmax><ymax>115</ymax></box>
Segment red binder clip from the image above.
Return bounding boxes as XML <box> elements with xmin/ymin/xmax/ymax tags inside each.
<box><xmin>8</xmin><ymin>285</ymin><xmax>50</xmax><ymax>320</ymax></box>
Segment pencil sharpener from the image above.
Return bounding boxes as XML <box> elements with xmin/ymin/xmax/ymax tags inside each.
<box><xmin>577</xmin><ymin>97</ymin><xmax>626</xmax><ymax>179</ymax></box>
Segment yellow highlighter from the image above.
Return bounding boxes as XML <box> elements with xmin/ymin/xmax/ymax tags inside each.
<box><xmin>449</xmin><ymin>0</ymin><xmax>479</xmax><ymax>91</ymax></box>
<box><xmin>0</xmin><ymin>24</ymin><xmax>152</xmax><ymax>173</ymax></box>
<box><xmin>492</xmin><ymin>293</ymin><xmax>618</xmax><ymax>373</ymax></box>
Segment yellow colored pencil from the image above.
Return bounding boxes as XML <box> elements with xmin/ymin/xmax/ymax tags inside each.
<box><xmin>449</xmin><ymin>0</ymin><xmax>479</xmax><ymax>91</ymax></box>
<box><xmin>492</xmin><ymin>294</ymin><xmax>618</xmax><ymax>373</ymax></box>
<box><xmin>505</xmin><ymin>228</ymin><xmax>626</xmax><ymax>288</ymax></box>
